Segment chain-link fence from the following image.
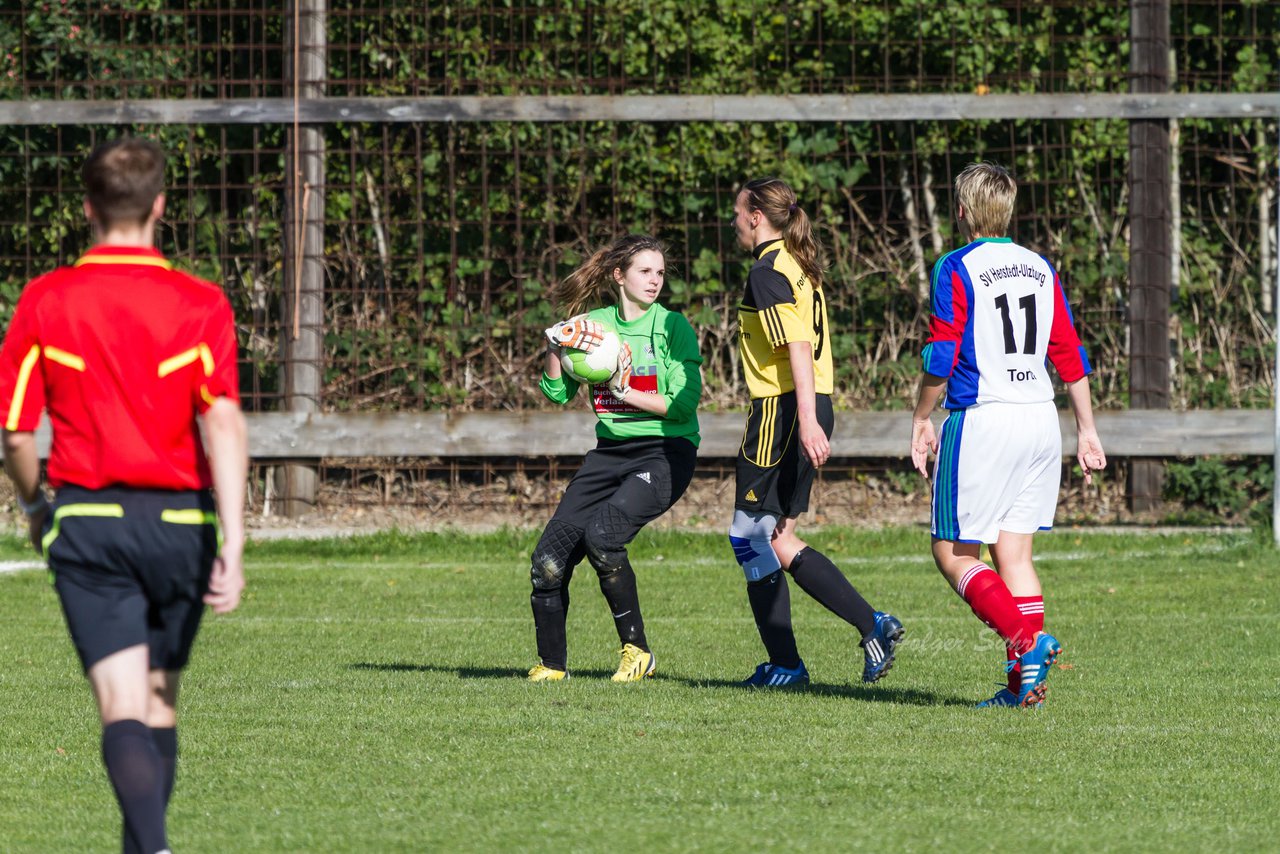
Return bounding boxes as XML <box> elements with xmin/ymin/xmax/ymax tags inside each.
<box><xmin>1</xmin><ymin>1</ymin><xmax>1276</xmax><ymax>516</ymax></box>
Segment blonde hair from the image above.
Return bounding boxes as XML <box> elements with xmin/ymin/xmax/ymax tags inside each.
<box><xmin>741</xmin><ymin>177</ymin><xmax>825</xmax><ymax>287</ymax></box>
<box><xmin>954</xmin><ymin>162</ymin><xmax>1017</xmax><ymax>237</ymax></box>
<box><xmin>550</xmin><ymin>234</ymin><xmax>667</xmax><ymax>317</ymax></box>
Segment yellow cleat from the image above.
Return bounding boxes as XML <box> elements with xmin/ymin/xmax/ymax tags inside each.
<box><xmin>527</xmin><ymin>664</ymin><xmax>568</xmax><ymax>682</ymax></box>
<box><xmin>611</xmin><ymin>643</ymin><xmax>656</xmax><ymax>683</ymax></box>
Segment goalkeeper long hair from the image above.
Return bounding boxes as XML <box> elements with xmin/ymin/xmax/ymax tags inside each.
<box><xmin>552</xmin><ymin>233</ymin><xmax>668</xmax><ymax>317</ymax></box>
<box><xmin>741</xmin><ymin>177</ymin><xmax>825</xmax><ymax>289</ymax></box>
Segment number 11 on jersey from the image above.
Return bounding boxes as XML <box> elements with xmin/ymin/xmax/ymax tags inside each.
<box><xmin>993</xmin><ymin>292</ymin><xmax>1037</xmax><ymax>355</ymax></box>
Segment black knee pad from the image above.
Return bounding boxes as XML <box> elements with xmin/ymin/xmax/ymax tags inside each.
<box><xmin>531</xmin><ymin>520</ymin><xmax>582</xmax><ymax>590</ymax></box>
<box><xmin>584</xmin><ymin>503</ymin><xmax>631</xmax><ymax>575</ymax></box>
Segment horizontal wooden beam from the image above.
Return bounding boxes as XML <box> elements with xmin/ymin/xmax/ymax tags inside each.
<box><xmin>3</xmin><ymin>93</ymin><xmax>1278</xmax><ymax>126</ymax></box>
<box><xmin>6</xmin><ymin>410</ymin><xmax>1267</xmax><ymax>460</ymax></box>
<box><xmin>246</xmin><ymin>409</ymin><xmax>1272</xmax><ymax>458</ymax></box>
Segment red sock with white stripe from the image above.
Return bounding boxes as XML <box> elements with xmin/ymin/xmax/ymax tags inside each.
<box><xmin>955</xmin><ymin>564</ymin><xmax>1035</xmax><ymax>657</ymax></box>
<box><xmin>1007</xmin><ymin>595</ymin><xmax>1045</xmax><ymax>693</ymax></box>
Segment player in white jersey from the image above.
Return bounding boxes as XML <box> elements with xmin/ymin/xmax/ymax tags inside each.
<box><xmin>910</xmin><ymin>162</ymin><xmax>1106</xmax><ymax>708</ymax></box>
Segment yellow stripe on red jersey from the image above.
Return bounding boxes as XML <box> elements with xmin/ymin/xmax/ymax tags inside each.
<box><xmin>737</xmin><ymin>239</ymin><xmax>833</xmax><ymax>399</ymax></box>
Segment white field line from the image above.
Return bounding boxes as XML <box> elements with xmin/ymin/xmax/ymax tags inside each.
<box><xmin>0</xmin><ymin>560</ymin><xmax>45</xmax><ymax>574</ymax></box>
<box><xmin>246</xmin><ymin>542</ymin><xmax>1235</xmax><ymax>573</ymax></box>
<box><xmin>0</xmin><ymin>542</ymin><xmax>1237</xmax><ymax>577</ymax></box>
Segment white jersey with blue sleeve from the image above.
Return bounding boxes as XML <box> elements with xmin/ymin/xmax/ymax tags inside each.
<box><xmin>921</xmin><ymin>237</ymin><xmax>1091</xmax><ymax>409</ymax></box>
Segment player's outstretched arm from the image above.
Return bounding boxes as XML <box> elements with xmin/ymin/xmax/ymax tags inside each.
<box><xmin>201</xmin><ymin>397</ymin><xmax>248</xmax><ymax>614</ymax></box>
<box><xmin>910</xmin><ymin>374</ymin><xmax>947</xmax><ymax>478</ymax></box>
<box><xmin>1066</xmin><ymin>376</ymin><xmax>1106</xmax><ymax>485</ymax></box>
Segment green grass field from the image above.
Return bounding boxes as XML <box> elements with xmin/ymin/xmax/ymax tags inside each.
<box><xmin>1</xmin><ymin>527</ymin><xmax>1277</xmax><ymax>852</ymax></box>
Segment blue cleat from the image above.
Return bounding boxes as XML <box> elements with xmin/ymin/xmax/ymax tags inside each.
<box><xmin>741</xmin><ymin>660</ymin><xmax>810</xmax><ymax>688</ymax></box>
<box><xmin>975</xmin><ymin>687</ymin><xmax>1020</xmax><ymax>708</ymax></box>
<box><xmin>861</xmin><ymin>611</ymin><xmax>905</xmax><ymax>683</ymax></box>
<box><xmin>1010</xmin><ymin>632</ymin><xmax>1062</xmax><ymax>706</ymax></box>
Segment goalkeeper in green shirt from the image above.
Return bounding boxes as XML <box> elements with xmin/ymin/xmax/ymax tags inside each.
<box><xmin>530</xmin><ymin>234</ymin><xmax>703</xmax><ymax>683</ymax></box>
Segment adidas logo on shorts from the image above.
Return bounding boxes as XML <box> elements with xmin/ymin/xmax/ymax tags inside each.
<box><xmin>637</xmin><ymin>472</ymin><xmax>651</xmax><ymax>483</ymax></box>
<box><xmin>744</xmin><ymin>489</ymin><xmax>758</xmax><ymax>502</ymax></box>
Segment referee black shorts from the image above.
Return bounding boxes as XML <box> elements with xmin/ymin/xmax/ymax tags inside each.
<box><xmin>735</xmin><ymin>391</ymin><xmax>835</xmax><ymax>518</ymax></box>
<box><xmin>44</xmin><ymin>485</ymin><xmax>219</xmax><ymax>673</ymax></box>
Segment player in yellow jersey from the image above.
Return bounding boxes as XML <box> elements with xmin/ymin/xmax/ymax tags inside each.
<box><xmin>728</xmin><ymin>177</ymin><xmax>903</xmax><ymax>687</ymax></box>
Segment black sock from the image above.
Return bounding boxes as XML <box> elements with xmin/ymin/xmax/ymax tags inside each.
<box><xmin>530</xmin><ymin>587</ymin><xmax>570</xmax><ymax>671</ymax></box>
<box><xmin>101</xmin><ymin>719</ymin><xmax>167</xmax><ymax>854</ymax></box>
<box><xmin>597</xmin><ymin>559</ymin><xmax>648</xmax><ymax>652</ymax></box>
<box><xmin>788</xmin><ymin>547</ymin><xmax>877</xmax><ymax>638</ymax></box>
<box><xmin>151</xmin><ymin>727</ymin><xmax>177</xmax><ymax>807</ymax></box>
<box><xmin>746</xmin><ymin>572</ymin><xmax>801</xmax><ymax>669</ymax></box>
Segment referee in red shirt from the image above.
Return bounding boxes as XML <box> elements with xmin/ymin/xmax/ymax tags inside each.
<box><xmin>0</xmin><ymin>138</ymin><xmax>247</xmax><ymax>854</ymax></box>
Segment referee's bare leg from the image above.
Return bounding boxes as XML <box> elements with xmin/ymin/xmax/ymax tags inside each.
<box><xmin>89</xmin><ymin>646</ymin><xmax>178</xmax><ymax>854</ymax></box>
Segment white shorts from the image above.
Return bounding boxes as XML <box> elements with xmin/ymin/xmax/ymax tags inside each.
<box><xmin>930</xmin><ymin>401</ymin><xmax>1062</xmax><ymax>544</ymax></box>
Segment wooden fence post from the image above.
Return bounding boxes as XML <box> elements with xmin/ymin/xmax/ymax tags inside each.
<box><xmin>1128</xmin><ymin>0</ymin><xmax>1172</xmax><ymax>512</ymax></box>
<box><xmin>279</xmin><ymin>0</ymin><xmax>326</xmax><ymax>516</ymax></box>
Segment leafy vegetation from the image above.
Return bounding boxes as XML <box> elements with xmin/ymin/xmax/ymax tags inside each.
<box><xmin>1163</xmin><ymin>456</ymin><xmax>1274</xmax><ymax>525</ymax></box>
<box><xmin>0</xmin><ymin>3</ymin><xmax>1277</xmax><ymax>411</ymax></box>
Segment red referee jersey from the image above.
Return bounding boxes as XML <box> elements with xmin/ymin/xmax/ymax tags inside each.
<box><xmin>0</xmin><ymin>245</ymin><xmax>239</xmax><ymax>490</ymax></box>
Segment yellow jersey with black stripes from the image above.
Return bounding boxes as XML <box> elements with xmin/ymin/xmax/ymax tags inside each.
<box><xmin>737</xmin><ymin>239</ymin><xmax>833</xmax><ymax>399</ymax></box>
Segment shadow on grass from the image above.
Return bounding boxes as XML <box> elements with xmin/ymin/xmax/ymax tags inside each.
<box><xmin>672</xmin><ymin>677</ymin><xmax>973</xmax><ymax>707</ymax></box>
<box><xmin>349</xmin><ymin>662</ymin><xmax>970</xmax><ymax>704</ymax></box>
<box><xmin>349</xmin><ymin>662</ymin><xmax>617</xmax><ymax>681</ymax></box>
<box><xmin>813</xmin><ymin>683</ymin><xmax>973</xmax><ymax>707</ymax></box>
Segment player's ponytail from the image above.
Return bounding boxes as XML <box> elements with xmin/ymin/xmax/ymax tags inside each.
<box><xmin>742</xmin><ymin>177</ymin><xmax>826</xmax><ymax>289</ymax></box>
<box><xmin>551</xmin><ymin>233</ymin><xmax>667</xmax><ymax>317</ymax></box>
<box><xmin>552</xmin><ymin>245</ymin><xmax>612</xmax><ymax>317</ymax></box>
<box><xmin>781</xmin><ymin>207</ymin><xmax>824</xmax><ymax>290</ymax></box>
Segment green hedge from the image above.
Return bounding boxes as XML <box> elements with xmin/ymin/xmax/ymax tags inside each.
<box><xmin>1</xmin><ymin>2</ymin><xmax>1277</xmax><ymax>412</ymax></box>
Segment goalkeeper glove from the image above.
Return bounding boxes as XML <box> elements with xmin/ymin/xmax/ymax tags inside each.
<box><xmin>545</xmin><ymin>314</ymin><xmax>606</xmax><ymax>352</ymax></box>
<box><xmin>608</xmin><ymin>343</ymin><xmax>633</xmax><ymax>400</ymax></box>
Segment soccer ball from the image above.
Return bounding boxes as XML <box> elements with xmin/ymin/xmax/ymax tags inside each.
<box><xmin>561</xmin><ymin>330</ymin><xmax>621</xmax><ymax>384</ymax></box>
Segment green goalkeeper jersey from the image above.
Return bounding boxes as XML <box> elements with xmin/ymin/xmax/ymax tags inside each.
<box><xmin>540</xmin><ymin>302</ymin><xmax>702</xmax><ymax>446</ymax></box>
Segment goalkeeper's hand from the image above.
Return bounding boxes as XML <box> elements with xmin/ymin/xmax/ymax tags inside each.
<box><xmin>544</xmin><ymin>314</ymin><xmax>606</xmax><ymax>352</ymax></box>
<box><xmin>608</xmin><ymin>343</ymin><xmax>633</xmax><ymax>400</ymax></box>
